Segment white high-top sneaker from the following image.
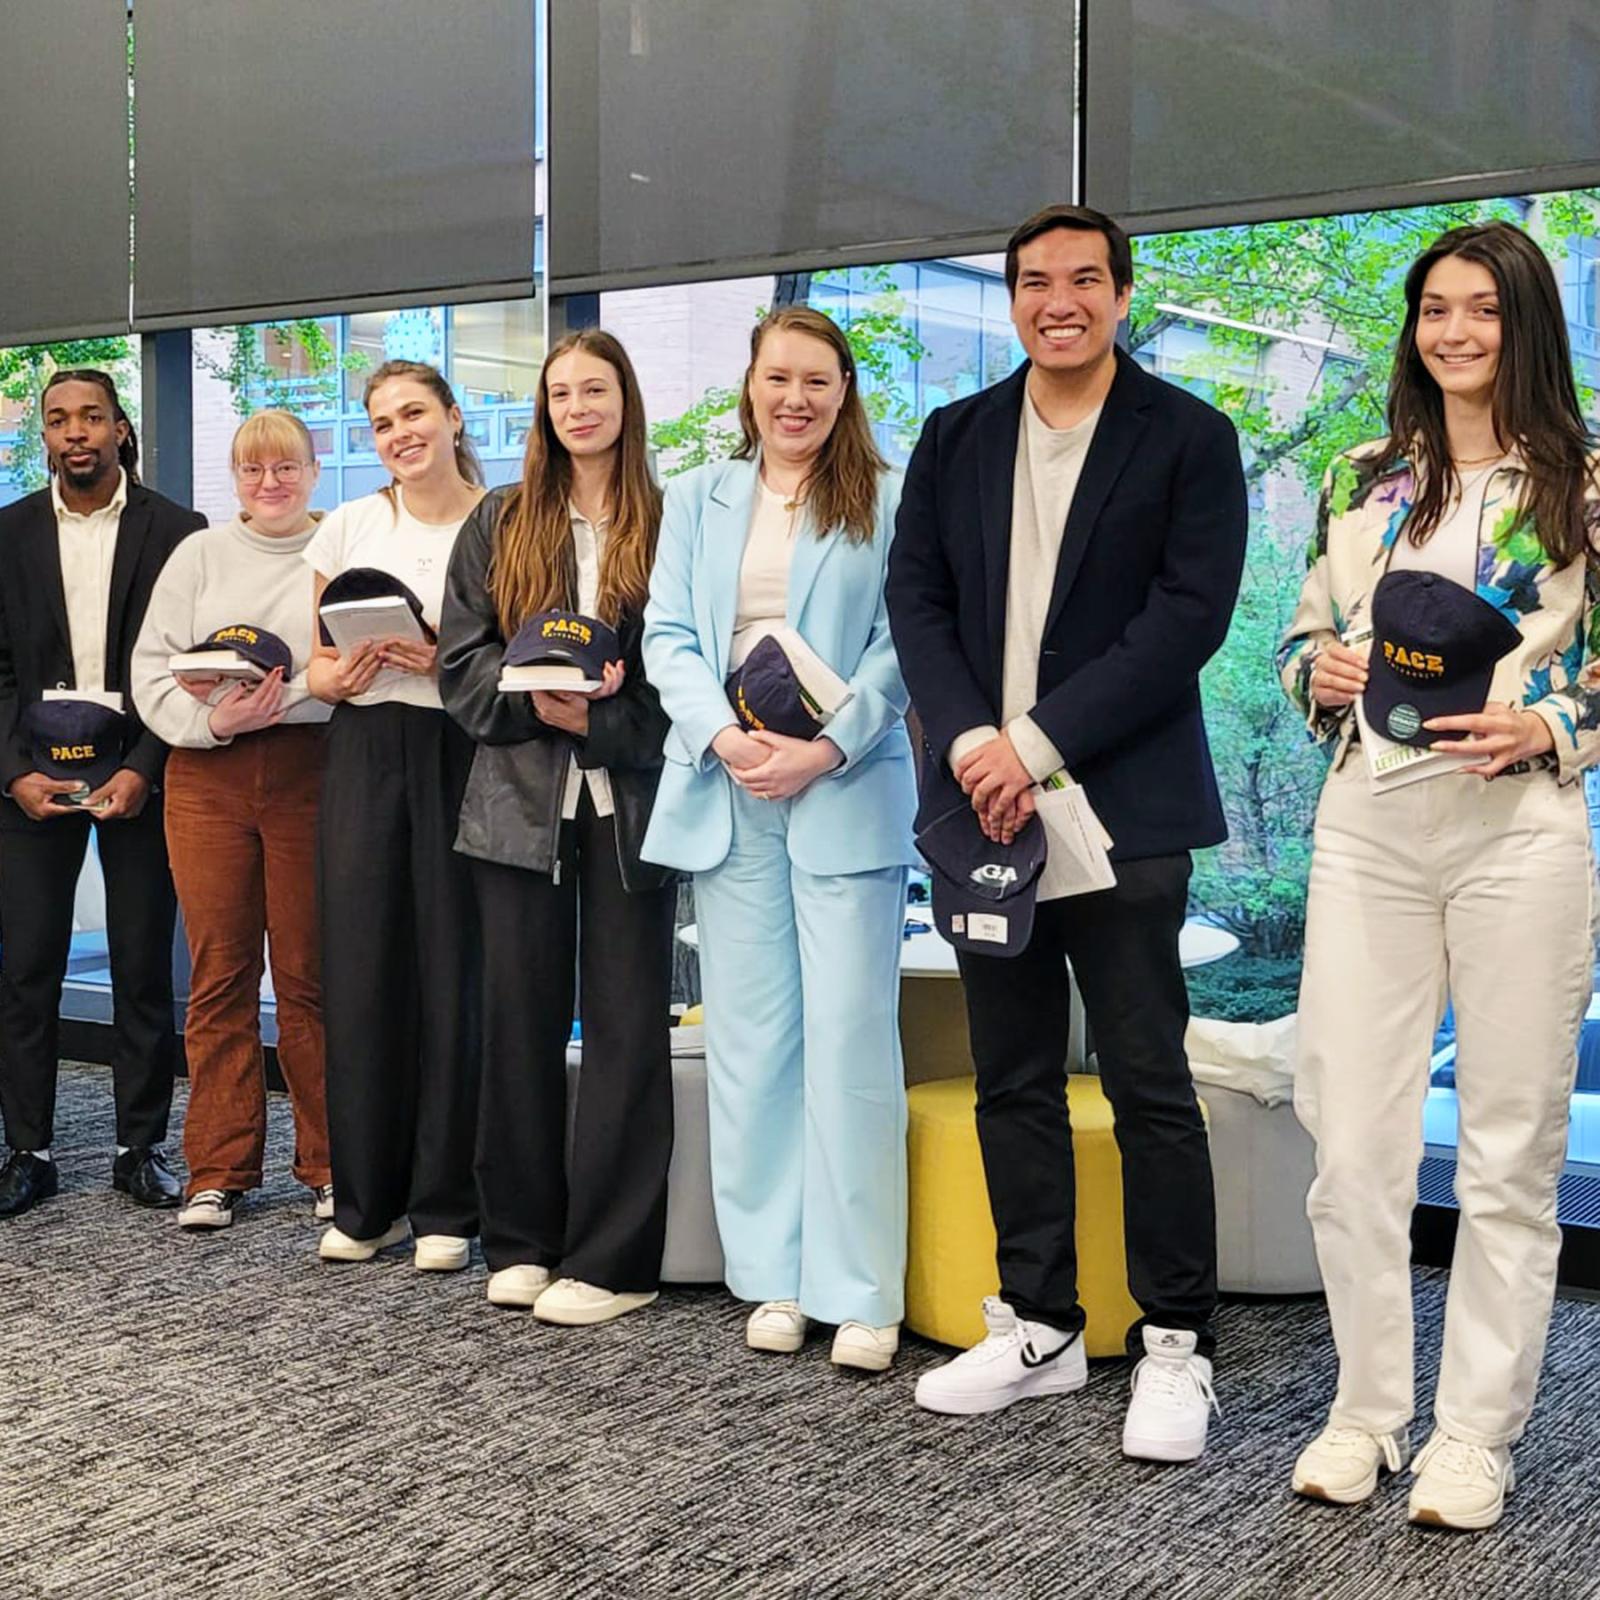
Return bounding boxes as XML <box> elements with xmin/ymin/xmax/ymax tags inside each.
<box><xmin>914</xmin><ymin>1298</ymin><xmax>1086</xmax><ymax>1415</ymax></box>
<box><xmin>1121</xmin><ymin>1326</ymin><xmax>1217</xmax><ymax>1463</ymax></box>
<box><xmin>1292</xmin><ymin>1425</ymin><xmax>1411</xmax><ymax>1503</ymax></box>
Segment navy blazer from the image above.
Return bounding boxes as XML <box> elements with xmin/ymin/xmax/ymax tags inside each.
<box><xmin>885</xmin><ymin>349</ymin><xmax>1247</xmax><ymax>861</ymax></box>
<box><xmin>0</xmin><ymin>481</ymin><xmax>205</xmax><ymax>815</ymax></box>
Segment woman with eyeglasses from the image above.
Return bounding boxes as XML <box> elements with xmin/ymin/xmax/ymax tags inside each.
<box><xmin>306</xmin><ymin>359</ymin><xmax>487</xmax><ymax>1272</ymax></box>
<box><xmin>131</xmin><ymin>410</ymin><xmax>332</xmax><ymax>1231</ymax></box>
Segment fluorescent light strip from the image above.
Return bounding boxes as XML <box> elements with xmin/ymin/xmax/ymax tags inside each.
<box><xmin>1154</xmin><ymin>302</ymin><xmax>1341</xmax><ymax>353</ymax></box>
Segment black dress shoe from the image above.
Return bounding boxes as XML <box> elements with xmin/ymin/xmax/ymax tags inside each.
<box><xmin>112</xmin><ymin>1146</ymin><xmax>182</xmax><ymax>1209</ymax></box>
<box><xmin>0</xmin><ymin>1150</ymin><xmax>60</xmax><ymax>1218</ymax></box>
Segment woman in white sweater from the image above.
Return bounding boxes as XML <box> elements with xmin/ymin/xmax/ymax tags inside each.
<box><xmin>131</xmin><ymin>410</ymin><xmax>333</xmax><ymax>1231</ymax></box>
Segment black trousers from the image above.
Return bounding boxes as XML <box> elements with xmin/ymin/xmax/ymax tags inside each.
<box><xmin>957</xmin><ymin>852</ymin><xmax>1217</xmax><ymax>1356</ymax></box>
<box><xmin>319</xmin><ymin>703</ymin><xmax>480</xmax><ymax>1239</ymax></box>
<box><xmin>0</xmin><ymin>803</ymin><xmax>177</xmax><ymax>1152</ymax></box>
<box><xmin>472</xmin><ymin>790</ymin><xmax>676</xmax><ymax>1288</ymax></box>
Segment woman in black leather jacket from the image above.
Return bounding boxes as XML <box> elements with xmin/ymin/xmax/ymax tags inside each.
<box><xmin>439</xmin><ymin>330</ymin><xmax>676</xmax><ymax>1325</ymax></box>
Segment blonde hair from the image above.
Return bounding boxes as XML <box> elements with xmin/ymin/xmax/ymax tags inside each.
<box><xmin>489</xmin><ymin>331</ymin><xmax>662</xmax><ymax>635</ymax></box>
<box><xmin>231</xmin><ymin>409</ymin><xmax>315</xmax><ymax>467</ymax></box>
<box><xmin>734</xmin><ymin>306</ymin><xmax>887</xmax><ymax>545</ymax></box>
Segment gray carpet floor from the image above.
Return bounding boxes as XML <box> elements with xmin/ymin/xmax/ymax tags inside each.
<box><xmin>1</xmin><ymin>1065</ymin><xmax>1598</xmax><ymax>1600</ymax></box>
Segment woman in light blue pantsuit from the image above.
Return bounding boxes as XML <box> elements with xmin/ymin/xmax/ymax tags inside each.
<box><xmin>642</xmin><ymin>307</ymin><xmax>918</xmax><ymax>1374</ymax></box>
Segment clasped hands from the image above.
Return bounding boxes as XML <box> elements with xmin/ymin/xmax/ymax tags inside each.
<box><xmin>1310</xmin><ymin>639</ymin><xmax>1555</xmax><ymax>779</ymax></box>
<box><xmin>530</xmin><ymin>659</ymin><xmax>627</xmax><ymax>736</ymax></box>
<box><xmin>712</xmin><ymin>724</ymin><xmax>843</xmax><ymax>801</ymax></box>
<box><xmin>178</xmin><ymin>665</ymin><xmax>289</xmax><ymax>739</ymax></box>
<box><xmin>955</xmin><ymin>732</ymin><xmax>1036</xmax><ymax>844</ymax></box>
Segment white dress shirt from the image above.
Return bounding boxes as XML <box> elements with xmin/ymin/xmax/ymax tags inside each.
<box><xmin>562</xmin><ymin>505</ymin><xmax>616</xmax><ymax>821</ymax></box>
<box><xmin>52</xmin><ymin>467</ymin><xmax>128</xmax><ymax>694</ymax></box>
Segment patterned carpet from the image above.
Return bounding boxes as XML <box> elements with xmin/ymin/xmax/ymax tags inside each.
<box><xmin>1</xmin><ymin>1065</ymin><xmax>1598</xmax><ymax>1600</ymax></box>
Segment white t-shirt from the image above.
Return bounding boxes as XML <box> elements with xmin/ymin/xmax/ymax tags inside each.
<box><xmin>304</xmin><ymin>487</ymin><xmax>471</xmax><ymax>710</ymax></box>
<box><xmin>1387</xmin><ymin>459</ymin><xmax>1505</xmax><ymax>590</ymax></box>
<box><xmin>729</xmin><ymin>479</ymin><xmax>800</xmax><ymax>670</ymax></box>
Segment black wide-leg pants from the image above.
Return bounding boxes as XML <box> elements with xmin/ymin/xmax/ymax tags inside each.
<box><xmin>471</xmin><ymin>790</ymin><xmax>675</xmax><ymax>1289</ymax></box>
<box><xmin>0</xmin><ymin>803</ymin><xmax>177</xmax><ymax>1152</ymax></box>
<box><xmin>956</xmin><ymin>852</ymin><xmax>1218</xmax><ymax>1357</ymax></box>
<box><xmin>319</xmin><ymin>702</ymin><xmax>480</xmax><ymax>1239</ymax></box>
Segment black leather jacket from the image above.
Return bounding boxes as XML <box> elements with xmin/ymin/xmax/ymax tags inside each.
<box><xmin>438</xmin><ymin>490</ymin><xmax>673</xmax><ymax>893</ymax></box>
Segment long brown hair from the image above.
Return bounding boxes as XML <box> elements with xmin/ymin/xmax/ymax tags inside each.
<box><xmin>1380</xmin><ymin>221</ymin><xmax>1593</xmax><ymax>566</ymax></box>
<box><xmin>362</xmin><ymin>359</ymin><xmax>485</xmax><ymax>506</ymax></box>
<box><xmin>489</xmin><ymin>331</ymin><xmax>661</xmax><ymax>635</ymax></box>
<box><xmin>734</xmin><ymin>307</ymin><xmax>887</xmax><ymax>544</ymax></box>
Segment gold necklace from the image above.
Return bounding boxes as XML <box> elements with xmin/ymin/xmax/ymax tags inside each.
<box><xmin>1451</xmin><ymin>450</ymin><xmax>1504</xmax><ymax>468</ymax></box>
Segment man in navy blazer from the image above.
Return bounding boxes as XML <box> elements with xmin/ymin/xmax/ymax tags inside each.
<box><xmin>886</xmin><ymin>205</ymin><xmax>1246</xmax><ymax>1461</ymax></box>
<box><xmin>0</xmin><ymin>371</ymin><xmax>204</xmax><ymax>1219</ymax></box>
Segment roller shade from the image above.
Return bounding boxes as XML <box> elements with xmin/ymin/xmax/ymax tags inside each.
<box><xmin>133</xmin><ymin>0</ymin><xmax>536</xmax><ymax>328</ymax></box>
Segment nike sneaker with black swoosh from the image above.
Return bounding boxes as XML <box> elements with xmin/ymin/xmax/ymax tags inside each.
<box><xmin>914</xmin><ymin>1296</ymin><xmax>1086</xmax><ymax>1415</ymax></box>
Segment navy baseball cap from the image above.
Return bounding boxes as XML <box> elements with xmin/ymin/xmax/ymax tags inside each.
<box><xmin>1363</xmin><ymin>570</ymin><xmax>1521</xmax><ymax>747</ymax></box>
<box><xmin>505</xmin><ymin>610</ymin><xmax>621</xmax><ymax>679</ymax></box>
<box><xmin>185</xmin><ymin>623</ymin><xmax>293</xmax><ymax>677</ymax></box>
<box><xmin>916</xmin><ymin>799</ymin><xmax>1047</xmax><ymax>958</ymax></box>
<box><xmin>725</xmin><ymin>635</ymin><xmax>826</xmax><ymax>741</ymax></box>
<box><xmin>317</xmin><ymin>567</ymin><xmax>436</xmax><ymax>646</ymax></box>
<box><xmin>21</xmin><ymin>699</ymin><xmax>126</xmax><ymax>790</ymax></box>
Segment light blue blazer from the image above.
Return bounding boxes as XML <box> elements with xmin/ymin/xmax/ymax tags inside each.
<box><xmin>642</xmin><ymin>456</ymin><xmax>919</xmax><ymax>877</ymax></box>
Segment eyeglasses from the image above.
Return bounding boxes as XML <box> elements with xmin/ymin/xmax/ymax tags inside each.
<box><xmin>236</xmin><ymin>460</ymin><xmax>310</xmax><ymax>484</ymax></box>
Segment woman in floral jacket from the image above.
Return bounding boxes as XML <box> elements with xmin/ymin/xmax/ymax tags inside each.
<box><xmin>1277</xmin><ymin>221</ymin><xmax>1600</xmax><ymax>1531</ymax></box>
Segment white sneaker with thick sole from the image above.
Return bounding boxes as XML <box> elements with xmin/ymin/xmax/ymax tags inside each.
<box><xmin>318</xmin><ymin>1219</ymin><xmax>409</xmax><ymax>1262</ymax></box>
<box><xmin>312</xmin><ymin>1184</ymin><xmax>335</xmax><ymax>1222</ymax></box>
<box><xmin>1292</xmin><ymin>1425</ymin><xmax>1411</xmax><ymax>1504</ymax></box>
<box><xmin>914</xmin><ymin>1298</ymin><xmax>1086</xmax><ymax>1415</ymax></box>
<box><xmin>413</xmin><ymin>1234</ymin><xmax>471</xmax><ymax>1272</ymax></box>
<box><xmin>1407</xmin><ymin>1431</ymin><xmax>1515</xmax><ymax>1530</ymax></box>
<box><xmin>486</xmin><ymin>1264</ymin><xmax>553</xmax><ymax>1308</ymax></box>
<box><xmin>178</xmin><ymin>1189</ymin><xmax>241</xmax><ymax>1231</ymax></box>
<box><xmin>830</xmin><ymin>1322</ymin><xmax>900</xmax><ymax>1373</ymax></box>
<box><xmin>746</xmin><ymin>1300</ymin><xmax>808</xmax><ymax>1353</ymax></box>
<box><xmin>1121</xmin><ymin>1326</ymin><xmax>1217</xmax><ymax>1463</ymax></box>
<box><xmin>534</xmin><ymin>1278</ymin><xmax>659</xmax><ymax>1326</ymax></box>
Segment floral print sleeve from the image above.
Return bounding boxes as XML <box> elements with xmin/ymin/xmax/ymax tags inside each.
<box><xmin>1520</xmin><ymin>498</ymin><xmax>1600</xmax><ymax>782</ymax></box>
<box><xmin>1276</xmin><ymin>459</ymin><xmax>1352</xmax><ymax>745</ymax></box>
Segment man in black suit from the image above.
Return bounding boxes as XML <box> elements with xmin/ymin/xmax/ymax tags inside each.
<box><xmin>886</xmin><ymin>206</ymin><xmax>1246</xmax><ymax>1461</ymax></box>
<box><xmin>0</xmin><ymin>370</ymin><xmax>205</xmax><ymax>1217</ymax></box>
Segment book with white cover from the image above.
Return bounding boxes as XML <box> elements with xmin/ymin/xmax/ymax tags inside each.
<box><xmin>767</xmin><ymin>625</ymin><xmax>852</xmax><ymax>722</ymax></box>
<box><xmin>40</xmin><ymin>688</ymin><xmax>125</xmax><ymax>713</ymax></box>
<box><xmin>498</xmin><ymin>663</ymin><xmax>602</xmax><ymax>694</ymax></box>
<box><xmin>1035</xmin><ymin>772</ymin><xmax>1117</xmax><ymax>899</ymax></box>
<box><xmin>319</xmin><ymin>596</ymin><xmax>425</xmax><ymax>653</ymax></box>
<box><xmin>168</xmin><ymin>650</ymin><xmax>267</xmax><ymax>683</ymax></box>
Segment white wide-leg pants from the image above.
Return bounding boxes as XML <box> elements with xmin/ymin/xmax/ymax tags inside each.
<box><xmin>1295</xmin><ymin>759</ymin><xmax>1593</xmax><ymax>1446</ymax></box>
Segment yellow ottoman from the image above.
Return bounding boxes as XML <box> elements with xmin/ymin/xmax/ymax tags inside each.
<box><xmin>905</xmin><ymin>1074</ymin><xmax>1141</xmax><ymax>1359</ymax></box>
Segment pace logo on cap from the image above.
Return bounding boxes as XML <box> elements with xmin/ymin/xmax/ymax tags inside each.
<box><xmin>1362</xmin><ymin>570</ymin><xmax>1521</xmax><ymax>749</ymax></box>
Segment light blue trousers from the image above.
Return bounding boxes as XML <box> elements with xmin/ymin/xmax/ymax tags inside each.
<box><xmin>693</xmin><ymin>785</ymin><xmax>908</xmax><ymax>1327</ymax></box>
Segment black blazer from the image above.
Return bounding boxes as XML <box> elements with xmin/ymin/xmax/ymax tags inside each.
<box><xmin>0</xmin><ymin>481</ymin><xmax>206</xmax><ymax>814</ymax></box>
<box><xmin>438</xmin><ymin>489</ymin><xmax>674</xmax><ymax>892</ymax></box>
<box><xmin>885</xmin><ymin>350</ymin><xmax>1247</xmax><ymax>861</ymax></box>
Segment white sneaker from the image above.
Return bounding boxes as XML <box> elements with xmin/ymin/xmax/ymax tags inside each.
<box><xmin>830</xmin><ymin>1322</ymin><xmax>900</xmax><ymax>1373</ymax></box>
<box><xmin>178</xmin><ymin>1189</ymin><xmax>241</xmax><ymax>1231</ymax></box>
<box><xmin>413</xmin><ymin>1234</ymin><xmax>471</xmax><ymax>1272</ymax></box>
<box><xmin>1121</xmin><ymin>1326</ymin><xmax>1217</xmax><ymax>1463</ymax></box>
<box><xmin>312</xmin><ymin>1184</ymin><xmax>335</xmax><ymax>1222</ymax></box>
<box><xmin>486</xmin><ymin>1264</ymin><xmax>553</xmax><ymax>1308</ymax></box>
<box><xmin>914</xmin><ymin>1298</ymin><xmax>1086</xmax><ymax>1416</ymax></box>
<box><xmin>318</xmin><ymin>1219</ymin><xmax>409</xmax><ymax>1262</ymax></box>
<box><xmin>534</xmin><ymin>1278</ymin><xmax>659</xmax><ymax>1326</ymax></box>
<box><xmin>1293</xmin><ymin>1425</ymin><xmax>1411</xmax><ymax>1504</ymax></box>
<box><xmin>1408</xmin><ymin>1430</ymin><xmax>1515</xmax><ymax>1530</ymax></box>
<box><xmin>746</xmin><ymin>1300</ymin><xmax>808</xmax><ymax>1353</ymax></box>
